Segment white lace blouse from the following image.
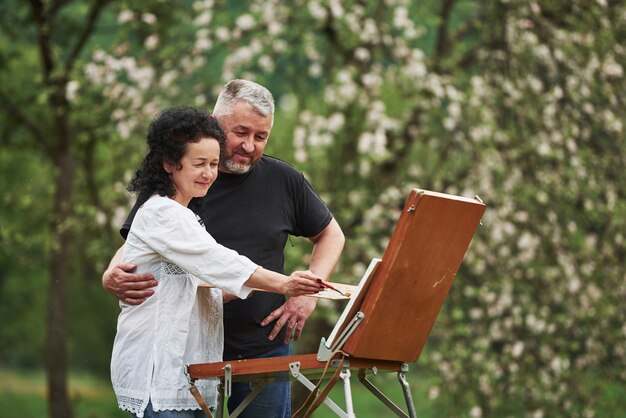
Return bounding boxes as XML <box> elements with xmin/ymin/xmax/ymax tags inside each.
<box><xmin>111</xmin><ymin>195</ymin><xmax>257</xmax><ymax>417</ymax></box>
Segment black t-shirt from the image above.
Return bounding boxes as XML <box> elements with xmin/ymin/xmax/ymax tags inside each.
<box><xmin>121</xmin><ymin>155</ymin><xmax>332</xmax><ymax>359</ymax></box>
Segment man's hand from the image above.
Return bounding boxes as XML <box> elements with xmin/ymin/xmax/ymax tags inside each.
<box><xmin>261</xmin><ymin>296</ymin><xmax>317</xmax><ymax>344</ymax></box>
<box><xmin>102</xmin><ymin>263</ymin><xmax>157</xmax><ymax>305</ymax></box>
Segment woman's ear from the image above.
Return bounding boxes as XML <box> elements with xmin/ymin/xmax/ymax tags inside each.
<box><xmin>163</xmin><ymin>161</ymin><xmax>173</xmax><ymax>174</ymax></box>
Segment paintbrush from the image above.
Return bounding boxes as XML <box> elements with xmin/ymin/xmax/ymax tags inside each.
<box><xmin>316</xmin><ymin>278</ymin><xmax>347</xmax><ymax>296</ymax></box>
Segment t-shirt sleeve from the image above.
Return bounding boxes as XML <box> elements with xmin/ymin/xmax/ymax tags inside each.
<box><xmin>131</xmin><ymin>202</ymin><xmax>257</xmax><ymax>298</ymax></box>
<box><xmin>293</xmin><ymin>173</ymin><xmax>333</xmax><ymax>238</ymax></box>
<box><xmin>120</xmin><ymin>194</ymin><xmax>150</xmax><ymax>240</ymax></box>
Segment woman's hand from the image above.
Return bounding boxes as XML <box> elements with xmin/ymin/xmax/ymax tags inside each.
<box><xmin>244</xmin><ymin>268</ymin><xmax>324</xmax><ymax>297</ymax></box>
<box><xmin>281</xmin><ymin>270</ymin><xmax>325</xmax><ymax>297</ymax></box>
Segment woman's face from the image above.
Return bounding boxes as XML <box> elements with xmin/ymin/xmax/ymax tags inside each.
<box><xmin>165</xmin><ymin>137</ymin><xmax>220</xmax><ymax>206</ymax></box>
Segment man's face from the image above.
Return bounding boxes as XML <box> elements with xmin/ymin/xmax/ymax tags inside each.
<box><xmin>218</xmin><ymin>101</ymin><xmax>272</xmax><ymax>174</ymax></box>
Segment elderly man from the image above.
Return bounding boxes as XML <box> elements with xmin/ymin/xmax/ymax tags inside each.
<box><xmin>103</xmin><ymin>79</ymin><xmax>345</xmax><ymax>417</ymax></box>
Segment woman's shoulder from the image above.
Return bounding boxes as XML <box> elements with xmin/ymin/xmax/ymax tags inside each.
<box><xmin>141</xmin><ymin>194</ymin><xmax>173</xmax><ymax>208</ymax></box>
<box><xmin>136</xmin><ymin>195</ymin><xmax>194</xmax><ymax>225</ymax></box>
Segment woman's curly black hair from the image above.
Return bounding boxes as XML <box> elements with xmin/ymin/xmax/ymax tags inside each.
<box><xmin>127</xmin><ymin>106</ymin><xmax>225</xmax><ymax>201</ymax></box>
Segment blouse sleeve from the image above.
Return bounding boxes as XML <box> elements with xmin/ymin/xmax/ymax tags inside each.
<box><xmin>132</xmin><ymin>200</ymin><xmax>257</xmax><ymax>299</ymax></box>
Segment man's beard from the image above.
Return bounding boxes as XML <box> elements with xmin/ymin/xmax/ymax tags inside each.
<box><xmin>222</xmin><ymin>156</ymin><xmax>254</xmax><ymax>174</ymax></box>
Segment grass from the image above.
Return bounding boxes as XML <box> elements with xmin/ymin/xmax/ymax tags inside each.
<box><xmin>0</xmin><ymin>368</ymin><xmax>126</xmax><ymax>418</ymax></box>
<box><xmin>3</xmin><ymin>366</ymin><xmax>625</xmax><ymax>418</ymax></box>
<box><xmin>0</xmin><ymin>366</ymin><xmax>434</xmax><ymax>418</ymax></box>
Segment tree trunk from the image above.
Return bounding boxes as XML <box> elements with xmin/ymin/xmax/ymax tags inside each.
<box><xmin>45</xmin><ymin>122</ymin><xmax>74</xmax><ymax>418</ymax></box>
<box><xmin>29</xmin><ymin>0</ymin><xmax>106</xmax><ymax>414</ymax></box>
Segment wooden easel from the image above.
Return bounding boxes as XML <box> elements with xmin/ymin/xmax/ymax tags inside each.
<box><xmin>187</xmin><ymin>189</ymin><xmax>486</xmax><ymax>418</ymax></box>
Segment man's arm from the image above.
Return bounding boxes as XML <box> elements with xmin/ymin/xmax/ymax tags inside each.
<box><xmin>307</xmin><ymin>218</ymin><xmax>345</xmax><ymax>280</ymax></box>
<box><xmin>102</xmin><ymin>245</ymin><xmax>158</xmax><ymax>305</ymax></box>
<box><xmin>262</xmin><ymin>218</ymin><xmax>345</xmax><ymax>343</ymax></box>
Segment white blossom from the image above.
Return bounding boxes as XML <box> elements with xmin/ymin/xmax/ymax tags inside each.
<box><xmin>328</xmin><ymin>0</ymin><xmax>344</xmax><ymax>18</ymax></box>
<box><xmin>308</xmin><ymin>1</ymin><xmax>328</xmax><ymax>21</ymax></box>
<box><xmin>295</xmin><ymin>149</ymin><xmax>307</xmax><ymax>163</ymax></box>
<box><xmin>258</xmin><ymin>55</ymin><xmax>274</xmax><ymax>72</ymax></box>
<box><xmin>511</xmin><ymin>341</ymin><xmax>525</xmax><ymax>358</ymax></box>
<box><xmin>195</xmin><ymin>11</ymin><xmax>212</xmax><ymax>26</ymax></box>
<box><xmin>309</xmin><ymin>62</ymin><xmax>322</xmax><ymax>77</ymax></box>
<box><xmin>236</xmin><ymin>14</ymin><xmax>255</xmax><ymax>30</ymax></box>
<box><xmin>428</xmin><ymin>386</ymin><xmax>440</xmax><ymax>400</ymax></box>
<box><xmin>194</xmin><ymin>95</ymin><xmax>206</xmax><ymax>106</ymax></box>
<box><xmin>267</xmin><ymin>21</ymin><xmax>282</xmax><ymax>36</ymax></box>
<box><xmin>195</xmin><ymin>33</ymin><xmax>212</xmax><ymax>51</ymax></box>
<box><xmin>117</xmin><ymin>10</ymin><xmax>134</xmax><ymax>24</ymax></box>
<box><xmin>354</xmin><ymin>47</ymin><xmax>370</xmax><ymax>62</ymax></box>
<box><xmin>144</xmin><ymin>34</ymin><xmax>159</xmax><ymax>50</ymax></box>
<box><xmin>550</xmin><ymin>357</ymin><xmax>569</xmax><ymax>374</ymax></box>
<box><xmin>193</xmin><ymin>0</ymin><xmax>214</xmax><ymax>11</ymax></box>
<box><xmin>95</xmin><ymin>211</ymin><xmax>107</xmax><ymax>226</ymax></box>
<box><xmin>360</xmin><ymin>19</ymin><xmax>379</xmax><ymax>43</ymax></box>
<box><xmin>327</xmin><ymin>113</ymin><xmax>345</xmax><ymax>132</ymax></box>
<box><xmin>470</xmin><ymin>406</ymin><xmax>483</xmax><ymax>418</ymax></box>
<box><xmin>65</xmin><ymin>80</ymin><xmax>80</xmax><ymax>102</ymax></box>
<box><xmin>142</xmin><ymin>13</ymin><xmax>157</xmax><ymax>25</ymax></box>
<box><xmin>214</xmin><ymin>27</ymin><xmax>230</xmax><ymax>41</ymax></box>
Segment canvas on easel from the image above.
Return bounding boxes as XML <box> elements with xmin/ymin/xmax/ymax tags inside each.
<box><xmin>324</xmin><ymin>257</ymin><xmax>380</xmax><ymax>350</ymax></box>
<box><xmin>327</xmin><ymin>188</ymin><xmax>485</xmax><ymax>363</ymax></box>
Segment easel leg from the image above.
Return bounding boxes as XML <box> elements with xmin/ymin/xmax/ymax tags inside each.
<box><xmin>397</xmin><ymin>367</ymin><xmax>417</xmax><ymax>418</ymax></box>
<box><xmin>340</xmin><ymin>367</ymin><xmax>357</xmax><ymax>418</ymax></box>
<box><xmin>291</xmin><ymin>361</ymin><xmax>349</xmax><ymax>418</ymax></box>
<box><xmin>357</xmin><ymin>368</ymin><xmax>414</xmax><ymax>418</ymax></box>
<box><xmin>227</xmin><ymin>379</ymin><xmax>273</xmax><ymax>418</ymax></box>
<box><xmin>216</xmin><ymin>379</ymin><xmax>225</xmax><ymax>418</ymax></box>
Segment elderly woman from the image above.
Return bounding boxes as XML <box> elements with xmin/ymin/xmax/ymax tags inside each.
<box><xmin>110</xmin><ymin>106</ymin><xmax>323</xmax><ymax>418</ymax></box>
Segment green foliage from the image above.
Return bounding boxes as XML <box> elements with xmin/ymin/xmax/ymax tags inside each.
<box><xmin>0</xmin><ymin>150</ymin><xmax>50</xmax><ymax>368</ymax></box>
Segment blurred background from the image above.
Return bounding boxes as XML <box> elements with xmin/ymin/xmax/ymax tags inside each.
<box><xmin>1</xmin><ymin>0</ymin><xmax>625</xmax><ymax>417</ymax></box>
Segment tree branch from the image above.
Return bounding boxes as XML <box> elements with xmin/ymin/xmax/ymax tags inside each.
<box><xmin>28</xmin><ymin>0</ymin><xmax>55</xmax><ymax>82</ymax></box>
<box><xmin>49</xmin><ymin>0</ymin><xmax>70</xmax><ymax>18</ymax></box>
<box><xmin>64</xmin><ymin>0</ymin><xmax>109</xmax><ymax>74</ymax></box>
<box><xmin>0</xmin><ymin>89</ymin><xmax>50</xmax><ymax>153</ymax></box>
<box><xmin>433</xmin><ymin>0</ymin><xmax>457</xmax><ymax>68</ymax></box>
<box><xmin>81</xmin><ymin>132</ymin><xmax>103</xmax><ymax>208</ymax></box>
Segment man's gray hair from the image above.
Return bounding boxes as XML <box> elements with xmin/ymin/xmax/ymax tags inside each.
<box><xmin>213</xmin><ymin>79</ymin><xmax>275</xmax><ymax>125</ymax></box>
